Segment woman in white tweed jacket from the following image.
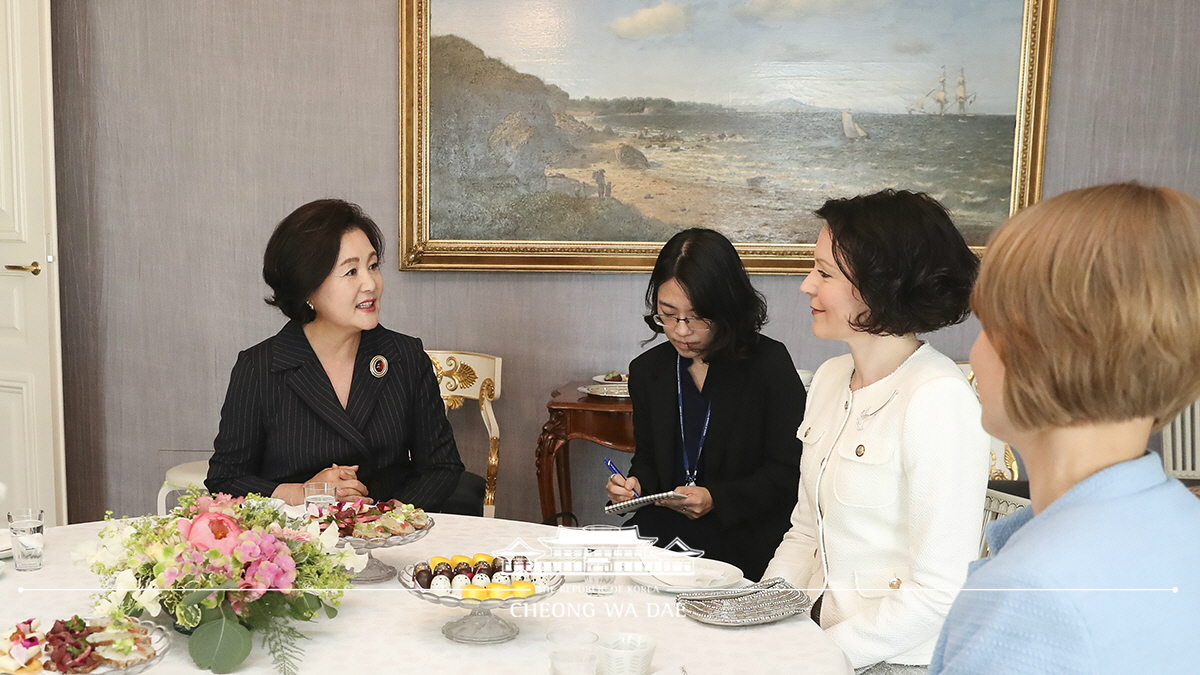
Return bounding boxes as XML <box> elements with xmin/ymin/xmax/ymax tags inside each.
<box><xmin>764</xmin><ymin>190</ymin><xmax>991</xmax><ymax>673</ymax></box>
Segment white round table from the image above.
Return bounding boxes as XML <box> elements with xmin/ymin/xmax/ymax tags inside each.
<box><xmin>1</xmin><ymin>514</ymin><xmax>852</xmax><ymax>674</ymax></box>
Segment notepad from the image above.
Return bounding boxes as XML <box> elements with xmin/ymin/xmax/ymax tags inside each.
<box><xmin>604</xmin><ymin>491</ymin><xmax>687</xmax><ymax>515</ymax></box>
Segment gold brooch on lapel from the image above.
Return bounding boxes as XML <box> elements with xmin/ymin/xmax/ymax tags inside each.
<box><xmin>370</xmin><ymin>355</ymin><xmax>388</xmax><ymax>378</ymax></box>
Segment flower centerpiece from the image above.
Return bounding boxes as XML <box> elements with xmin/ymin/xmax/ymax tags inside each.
<box><xmin>84</xmin><ymin>490</ymin><xmax>366</xmax><ymax>674</ymax></box>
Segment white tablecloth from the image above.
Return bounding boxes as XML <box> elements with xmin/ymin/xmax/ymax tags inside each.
<box><xmin>1</xmin><ymin>515</ymin><xmax>852</xmax><ymax>674</ymax></box>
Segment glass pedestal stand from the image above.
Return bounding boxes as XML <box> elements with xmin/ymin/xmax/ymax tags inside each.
<box><xmin>400</xmin><ymin>567</ymin><xmax>566</xmax><ymax>645</ymax></box>
<box><xmin>338</xmin><ymin>517</ymin><xmax>434</xmax><ymax>585</ymax></box>
<box><xmin>352</xmin><ymin>551</ymin><xmax>398</xmax><ymax>584</ymax></box>
<box><xmin>440</xmin><ymin>605</ymin><xmax>521</xmax><ymax>644</ymax></box>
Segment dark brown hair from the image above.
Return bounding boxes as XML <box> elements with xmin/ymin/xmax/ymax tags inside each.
<box><xmin>816</xmin><ymin>189</ymin><xmax>977</xmax><ymax>335</ymax></box>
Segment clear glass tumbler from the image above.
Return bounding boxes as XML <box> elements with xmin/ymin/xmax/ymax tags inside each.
<box><xmin>583</xmin><ymin>524</ymin><xmax>619</xmax><ymax>596</ymax></box>
<box><xmin>547</xmin><ymin>628</ymin><xmax>598</xmax><ymax>675</ymax></box>
<box><xmin>7</xmin><ymin>508</ymin><xmax>45</xmax><ymax>572</ymax></box>
<box><xmin>303</xmin><ymin>482</ymin><xmax>338</xmax><ymax>517</ymax></box>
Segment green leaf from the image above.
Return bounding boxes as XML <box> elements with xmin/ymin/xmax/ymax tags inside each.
<box><xmin>289</xmin><ymin>593</ymin><xmax>321</xmax><ymax>620</ymax></box>
<box><xmin>188</xmin><ymin>618</ymin><xmax>253</xmax><ymax>674</ymax></box>
<box><xmin>181</xmin><ymin>589</ymin><xmax>212</xmax><ymax>607</ymax></box>
<box><xmin>174</xmin><ymin>603</ymin><xmax>203</xmax><ymax>629</ymax></box>
<box><xmin>323</xmin><ymin>603</ymin><xmax>338</xmax><ymax>620</ymax></box>
<box><xmin>197</xmin><ymin>602</ymin><xmax>237</xmax><ymax>625</ymax></box>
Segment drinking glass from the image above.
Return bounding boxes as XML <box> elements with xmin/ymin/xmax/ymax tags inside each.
<box><xmin>7</xmin><ymin>508</ymin><xmax>45</xmax><ymax>572</ymax></box>
<box><xmin>583</xmin><ymin>524</ymin><xmax>618</xmax><ymax>596</ymax></box>
<box><xmin>303</xmin><ymin>482</ymin><xmax>337</xmax><ymax>517</ymax></box>
<box><xmin>598</xmin><ymin>633</ymin><xmax>656</xmax><ymax>675</ymax></box>
<box><xmin>547</xmin><ymin>628</ymin><xmax>598</xmax><ymax>675</ymax></box>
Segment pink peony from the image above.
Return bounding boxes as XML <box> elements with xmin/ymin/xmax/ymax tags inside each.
<box><xmin>185</xmin><ymin>512</ymin><xmax>243</xmax><ymax>556</ymax></box>
<box><xmin>191</xmin><ymin>492</ymin><xmax>244</xmax><ymax>516</ymax></box>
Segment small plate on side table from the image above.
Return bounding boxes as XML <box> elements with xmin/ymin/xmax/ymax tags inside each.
<box><xmin>579</xmin><ymin>383</ymin><xmax>630</xmax><ymax>398</ymax></box>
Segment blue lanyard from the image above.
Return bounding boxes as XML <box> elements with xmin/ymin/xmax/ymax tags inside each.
<box><xmin>677</xmin><ymin>354</ymin><xmax>712</xmax><ymax>486</ymax></box>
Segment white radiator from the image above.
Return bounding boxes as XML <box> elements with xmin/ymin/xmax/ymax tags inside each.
<box><xmin>1162</xmin><ymin>399</ymin><xmax>1200</xmax><ymax>479</ymax></box>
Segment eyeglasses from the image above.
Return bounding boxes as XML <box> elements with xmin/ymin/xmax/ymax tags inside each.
<box><xmin>652</xmin><ymin>313</ymin><xmax>714</xmax><ymax>332</ymax></box>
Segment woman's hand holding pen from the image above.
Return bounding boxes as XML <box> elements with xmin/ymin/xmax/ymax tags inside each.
<box><xmin>606</xmin><ymin>474</ymin><xmax>642</xmax><ymax>503</ymax></box>
<box><xmin>667</xmin><ymin>486</ymin><xmax>713</xmax><ymax>519</ymax></box>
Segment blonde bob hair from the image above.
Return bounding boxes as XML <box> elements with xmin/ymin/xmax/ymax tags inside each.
<box><xmin>973</xmin><ymin>183</ymin><xmax>1200</xmax><ymax>431</ymax></box>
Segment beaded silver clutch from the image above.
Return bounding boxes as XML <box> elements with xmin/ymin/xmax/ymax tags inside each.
<box><xmin>676</xmin><ymin>577</ymin><xmax>811</xmax><ymax>626</ymax></box>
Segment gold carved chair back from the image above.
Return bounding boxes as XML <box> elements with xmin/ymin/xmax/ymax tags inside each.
<box><xmin>426</xmin><ymin>350</ymin><xmax>502</xmax><ymax>518</ymax></box>
<box><xmin>957</xmin><ymin>362</ymin><xmax>1021</xmax><ymax>481</ymax></box>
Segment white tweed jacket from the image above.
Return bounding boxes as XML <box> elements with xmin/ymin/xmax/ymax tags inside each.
<box><xmin>763</xmin><ymin>344</ymin><xmax>991</xmax><ymax>668</ymax></box>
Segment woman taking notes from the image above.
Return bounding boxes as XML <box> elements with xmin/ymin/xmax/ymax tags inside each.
<box><xmin>206</xmin><ymin>199</ymin><xmax>464</xmax><ymax>508</ymax></box>
<box><xmin>930</xmin><ymin>184</ymin><xmax>1200</xmax><ymax>675</ymax></box>
<box><xmin>606</xmin><ymin>228</ymin><xmax>806</xmax><ymax>581</ymax></box>
<box><xmin>764</xmin><ymin>190</ymin><xmax>991</xmax><ymax>673</ymax></box>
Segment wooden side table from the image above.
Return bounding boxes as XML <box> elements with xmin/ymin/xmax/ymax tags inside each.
<box><xmin>535</xmin><ymin>382</ymin><xmax>634</xmax><ymax>524</ymax></box>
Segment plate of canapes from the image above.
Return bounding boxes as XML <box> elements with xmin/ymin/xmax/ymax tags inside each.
<box><xmin>400</xmin><ymin>554</ymin><xmax>564</xmax><ymax>644</ymax></box>
<box><xmin>0</xmin><ymin>616</ymin><xmax>168</xmax><ymax>675</ymax></box>
<box><xmin>313</xmin><ymin>498</ymin><xmax>435</xmax><ymax>549</ymax></box>
<box><xmin>310</xmin><ymin>498</ymin><xmax>435</xmax><ymax>583</ymax></box>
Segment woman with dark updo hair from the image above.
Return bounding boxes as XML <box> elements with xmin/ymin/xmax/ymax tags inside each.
<box><xmin>605</xmin><ymin>228</ymin><xmax>806</xmax><ymax>581</ymax></box>
<box><xmin>205</xmin><ymin>199</ymin><xmax>464</xmax><ymax>508</ymax></box>
<box><xmin>763</xmin><ymin>190</ymin><xmax>991</xmax><ymax>673</ymax></box>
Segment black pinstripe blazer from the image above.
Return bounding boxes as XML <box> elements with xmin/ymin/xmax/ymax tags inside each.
<box><xmin>205</xmin><ymin>321</ymin><xmax>464</xmax><ymax>509</ymax></box>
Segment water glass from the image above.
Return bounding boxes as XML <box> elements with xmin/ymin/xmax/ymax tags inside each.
<box><xmin>547</xmin><ymin>628</ymin><xmax>598</xmax><ymax>675</ymax></box>
<box><xmin>598</xmin><ymin>633</ymin><xmax>656</xmax><ymax>675</ymax></box>
<box><xmin>583</xmin><ymin>524</ymin><xmax>618</xmax><ymax>596</ymax></box>
<box><xmin>584</xmin><ymin>556</ymin><xmax>616</xmax><ymax>596</ymax></box>
<box><xmin>7</xmin><ymin>509</ymin><xmax>45</xmax><ymax>572</ymax></box>
<box><xmin>303</xmin><ymin>482</ymin><xmax>337</xmax><ymax>517</ymax></box>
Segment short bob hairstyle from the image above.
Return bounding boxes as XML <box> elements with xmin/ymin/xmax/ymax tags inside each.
<box><xmin>816</xmin><ymin>189</ymin><xmax>978</xmax><ymax>335</ymax></box>
<box><xmin>263</xmin><ymin>199</ymin><xmax>384</xmax><ymax>324</ymax></box>
<box><xmin>974</xmin><ymin>183</ymin><xmax>1200</xmax><ymax>431</ymax></box>
<box><xmin>644</xmin><ymin>228</ymin><xmax>767</xmax><ymax>362</ymax></box>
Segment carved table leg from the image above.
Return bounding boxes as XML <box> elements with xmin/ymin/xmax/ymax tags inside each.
<box><xmin>535</xmin><ymin>410</ymin><xmax>568</xmax><ymax>522</ymax></box>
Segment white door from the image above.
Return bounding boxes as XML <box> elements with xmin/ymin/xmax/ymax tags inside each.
<box><xmin>0</xmin><ymin>1</ymin><xmax>66</xmax><ymax>524</ymax></box>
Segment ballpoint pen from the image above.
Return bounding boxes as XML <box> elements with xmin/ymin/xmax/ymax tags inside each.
<box><xmin>603</xmin><ymin>457</ymin><xmax>640</xmax><ymax>498</ymax></box>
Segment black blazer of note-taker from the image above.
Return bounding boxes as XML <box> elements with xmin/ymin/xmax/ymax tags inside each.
<box><xmin>206</xmin><ymin>321</ymin><xmax>464</xmax><ymax>509</ymax></box>
<box><xmin>628</xmin><ymin>336</ymin><xmax>806</xmax><ymax>575</ymax></box>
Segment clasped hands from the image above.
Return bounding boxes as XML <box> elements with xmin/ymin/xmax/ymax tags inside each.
<box><xmin>605</xmin><ymin>474</ymin><xmax>713</xmax><ymax>519</ymax></box>
<box><xmin>272</xmin><ymin>464</ymin><xmax>372</xmax><ymax>506</ymax></box>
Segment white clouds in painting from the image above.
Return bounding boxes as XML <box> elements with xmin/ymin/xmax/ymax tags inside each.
<box><xmin>612</xmin><ymin>2</ymin><xmax>693</xmax><ymax>39</ymax></box>
<box><xmin>734</xmin><ymin>0</ymin><xmax>867</xmax><ymax>22</ymax></box>
<box><xmin>893</xmin><ymin>37</ymin><xmax>931</xmax><ymax>55</ymax></box>
<box><xmin>431</xmin><ymin>0</ymin><xmax>1025</xmax><ymax>114</ymax></box>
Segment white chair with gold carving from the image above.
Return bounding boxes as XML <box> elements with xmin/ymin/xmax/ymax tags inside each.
<box><xmin>426</xmin><ymin>351</ymin><xmax>502</xmax><ymax>518</ymax></box>
<box><xmin>957</xmin><ymin>362</ymin><xmax>1021</xmax><ymax>481</ymax></box>
<box><xmin>980</xmin><ymin>488</ymin><xmax>1031</xmax><ymax>557</ymax></box>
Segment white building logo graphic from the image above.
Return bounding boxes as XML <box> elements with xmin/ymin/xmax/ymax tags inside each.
<box><xmin>489</xmin><ymin>526</ymin><xmax>704</xmax><ymax>576</ymax></box>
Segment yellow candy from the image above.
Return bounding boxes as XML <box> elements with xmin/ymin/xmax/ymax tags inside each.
<box><xmin>485</xmin><ymin>583</ymin><xmax>512</xmax><ymax>599</ymax></box>
<box><xmin>510</xmin><ymin>581</ymin><xmax>535</xmax><ymax>598</ymax></box>
<box><xmin>472</xmin><ymin>553</ymin><xmax>495</xmax><ymax>565</ymax></box>
<box><xmin>449</xmin><ymin>555</ymin><xmax>474</xmax><ymax>568</ymax></box>
<box><xmin>429</xmin><ymin>556</ymin><xmax>450</xmax><ymax>568</ymax></box>
<box><xmin>461</xmin><ymin>584</ymin><xmax>487</xmax><ymax>600</ymax></box>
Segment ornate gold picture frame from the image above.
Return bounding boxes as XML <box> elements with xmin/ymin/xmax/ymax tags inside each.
<box><xmin>401</xmin><ymin>0</ymin><xmax>1056</xmax><ymax>273</ymax></box>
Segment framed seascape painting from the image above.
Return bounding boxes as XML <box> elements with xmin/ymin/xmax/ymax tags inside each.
<box><xmin>400</xmin><ymin>0</ymin><xmax>1056</xmax><ymax>272</ymax></box>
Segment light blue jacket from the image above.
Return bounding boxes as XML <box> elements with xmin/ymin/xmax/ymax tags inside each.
<box><xmin>929</xmin><ymin>453</ymin><xmax>1200</xmax><ymax>675</ymax></box>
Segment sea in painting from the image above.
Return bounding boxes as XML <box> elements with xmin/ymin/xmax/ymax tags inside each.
<box><xmin>428</xmin><ymin>1</ymin><xmax>1024</xmax><ymax>246</ymax></box>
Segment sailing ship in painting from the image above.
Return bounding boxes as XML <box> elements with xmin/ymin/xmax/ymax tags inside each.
<box><xmin>908</xmin><ymin>68</ymin><xmax>977</xmax><ymax>115</ymax></box>
<box><xmin>841</xmin><ymin>111</ymin><xmax>869</xmax><ymax>140</ymax></box>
